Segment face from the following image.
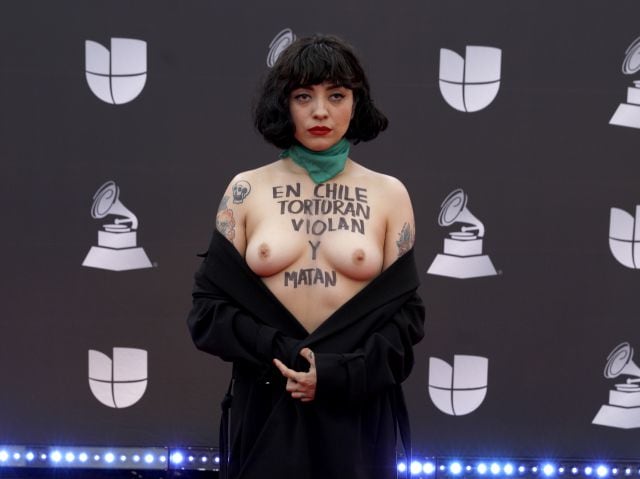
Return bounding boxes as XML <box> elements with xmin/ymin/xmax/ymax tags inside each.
<box><xmin>289</xmin><ymin>82</ymin><xmax>354</xmax><ymax>151</ymax></box>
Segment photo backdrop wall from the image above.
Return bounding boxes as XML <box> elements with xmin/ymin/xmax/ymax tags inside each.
<box><xmin>2</xmin><ymin>0</ymin><xmax>640</xmax><ymax>461</ymax></box>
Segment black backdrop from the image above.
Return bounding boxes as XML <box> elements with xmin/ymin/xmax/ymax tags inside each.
<box><xmin>2</xmin><ymin>0</ymin><xmax>640</xmax><ymax>460</ymax></box>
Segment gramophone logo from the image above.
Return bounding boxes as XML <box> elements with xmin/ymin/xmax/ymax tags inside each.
<box><xmin>610</xmin><ymin>36</ymin><xmax>640</xmax><ymax>129</ymax></box>
<box><xmin>593</xmin><ymin>342</ymin><xmax>640</xmax><ymax>429</ymax></box>
<box><xmin>428</xmin><ymin>355</ymin><xmax>489</xmax><ymax>416</ymax></box>
<box><xmin>85</xmin><ymin>38</ymin><xmax>147</xmax><ymax>104</ymax></box>
<box><xmin>88</xmin><ymin>347</ymin><xmax>148</xmax><ymax>409</ymax></box>
<box><xmin>267</xmin><ymin>28</ymin><xmax>296</xmax><ymax>67</ymax></box>
<box><xmin>439</xmin><ymin>45</ymin><xmax>501</xmax><ymax>112</ymax></box>
<box><xmin>82</xmin><ymin>180</ymin><xmax>152</xmax><ymax>271</ymax></box>
<box><xmin>427</xmin><ymin>188</ymin><xmax>497</xmax><ymax>279</ymax></box>
<box><xmin>609</xmin><ymin>205</ymin><xmax>640</xmax><ymax>269</ymax></box>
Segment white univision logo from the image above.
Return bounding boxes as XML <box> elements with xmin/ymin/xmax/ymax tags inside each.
<box><xmin>610</xmin><ymin>36</ymin><xmax>640</xmax><ymax>129</ymax></box>
<box><xmin>82</xmin><ymin>181</ymin><xmax>152</xmax><ymax>271</ymax></box>
<box><xmin>88</xmin><ymin>347</ymin><xmax>148</xmax><ymax>408</ymax></box>
<box><xmin>85</xmin><ymin>38</ymin><xmax>147</xmax><ymax>104</ymax></box>
<box><xmin>427</xmin><ymin>188</ymin><xmax>497</xmax><ymax>279</ymax></box>
<box><xmin>267</xmin><ymin>28</ymin><xmax>296</xmax><ymax>68</ymax></box>
<box><xmin>428</xmin><ymin>355</ymin><xmax>489</xmax><ymax>416</ymax></box>
<box><xmin>609</xmin><ymin>205</ymin><xmax>640</xmax><ymax>269</ymax></box>
<box><xmin>439</xmin><ymin>45</ymin><xmax>501</xmax><ymax>112</ymax></box>
<box><xmin>593</xmin><ymin>342</ymin><xmax>640</xmax><ymax>429</ymax></box>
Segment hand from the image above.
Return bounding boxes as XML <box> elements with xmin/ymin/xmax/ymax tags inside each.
<box><xmin>273</xmin><ymin>348</ymin><xmax>317</xmax><ymax>403</ymax></box>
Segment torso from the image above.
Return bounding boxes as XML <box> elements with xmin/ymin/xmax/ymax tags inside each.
<box><xmin>240</xmin><ymin>159</ymin><xmax>388</xmax><ymax>333</ymax></box>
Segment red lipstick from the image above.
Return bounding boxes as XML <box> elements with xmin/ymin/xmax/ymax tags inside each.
<box><xmin>308</xmin><ymin>126</ymin><xmax>331</xmax><ymax>136</ymax></box>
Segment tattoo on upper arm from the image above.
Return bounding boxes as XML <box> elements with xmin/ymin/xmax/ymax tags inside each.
<box><xmin>216</xmin><ymin>196</ymin><xmax>236</xmax><ymax>241</ymax></box>
<box><xmin>232</xmin><ymin>180</ymin><xmax>251</xmax><ymax>204</ymax></box>
<box><xmin>396</xmin><ymin>223</ymin><xmax>414</xmax><ymax>257</ymax></box>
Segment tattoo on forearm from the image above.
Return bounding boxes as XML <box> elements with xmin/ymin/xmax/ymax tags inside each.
<box><xmin>396</xmin><ymin>223</ymin><xmax>414</xmax><ymax>257</ymax></box>
<box><xmin>216</xmin><ymin>196</ymin><xmax>236</xmax><ymax>241</ymax></box>
<box><xmin>232</xmin><ymin>180</ymin><xmax>251</xmax><ymax>204</ymax></box>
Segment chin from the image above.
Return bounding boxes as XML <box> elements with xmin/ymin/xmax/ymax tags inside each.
<box><xmin>299</xmin><ymin>137</ymin><xmax>339</xmax><ymax>151</ymax></box>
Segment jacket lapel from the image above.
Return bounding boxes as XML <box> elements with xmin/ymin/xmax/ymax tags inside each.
<box><xmin>204</xmin><ymin>230</ymin><xmax>420</xmax><ymax>342</ymax></box>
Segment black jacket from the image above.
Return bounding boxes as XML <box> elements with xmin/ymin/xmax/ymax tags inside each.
<box><xmin>187</xmin><ymin>230</ymin><xmax>425</xmax><ymax>479</ymax></box>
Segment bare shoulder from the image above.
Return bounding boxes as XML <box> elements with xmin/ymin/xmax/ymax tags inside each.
<box><xmin>215</xmin><ymin>162</ymin><xmax>281</xmax><ymax>248</ymax></box>
<box><xmin>349</xmin><ymin>162</ymin><xmax>412</xmax><ymax>203</ymax></box>
<box><xmin>349</xmin><ymin>163</ymin><xmax>417</xmax><ymax>266</ymax></box>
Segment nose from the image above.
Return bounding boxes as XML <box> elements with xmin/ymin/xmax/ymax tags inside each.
<box><xmin>311</xmin><ymin>98</ymin><xmax>329</xmax><ymax>120</ymax></box>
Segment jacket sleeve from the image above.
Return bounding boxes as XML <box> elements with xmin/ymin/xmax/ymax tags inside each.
<box><xmin>187</xmin><ymin>257</ymin><xmax>301</xmax><ymax>367</ymax></box>
<box><xmin>313</xmin><ymin>291</ymin><xmax>425</xmax><ymax>402</ymax></box>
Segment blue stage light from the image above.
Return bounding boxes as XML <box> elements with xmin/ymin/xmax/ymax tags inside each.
<box><xmin>424</xmin><ymin>461</ymin><xmax>436</xmax><ymax>474</ymax></box>
<box><xmin>491</xmin><ymin>463</ymin><xmax>501</xmax><ymax>475</ymax></box>
<box><xmin>78</xmin><ymin>453</ymin><xmax>88</xmax><ymax>463</ymax></box>
<box><xmin>572</xmin><ymin>467</ymin><xmax>579</xmax><ymax>475</ymax></box>
<box><xmin>411</xmin><ymin>460</ymin><xmax>423</xmax><ymax>475</ymax></box>
<box><xmin>625</xmin><ymin>468</ymin><xmax>632</xmax><ymax>476</ymax></box>
<box><xmin>597</xmin><ymin>466</ymin><xmax>609</xmax><ymax>477</ymax></box>
<box><xmin>612</xmin><ymin>468</ymin><xmax>619</xmax><ymax>475</ymax></box>
<box><xmin>171</xmin><ymin>452</ymin><xmax>184</xmax><ymax>465</ymax></box>
<box><xmin>104</xmin><ymin>452</ymin><xmax>115</xmax><ymax>464</ymax></box>
<box><xmin>478</xmin><ymin>463</ymin><xmax>488</xmax><ymax>474</ymax></box>
<box><xmin>543</xmin><ymin>463</ymin><xmax>556</xmax><ymax>476</ymax></box>
<box><xmin>519</xmin><ymin>465</ymin><xmax>526</xmax><ymax>474</ymax></box>
<box><xmin>397</xmin><ymin>462</ymin><xmax>407</xmax><ymax>473</ymax></box>
<box><xmin>504</xmin><ymin>463</ymin><xmax>515</xmax><ymax>475</ymax></box>
<box><xmin>25</xmin><ymin>452</ymin><xmax>35</xmax><ymax>462</ymax></box>
<box><xmin>65</xmin><ymin>452</ymin><xmax>75</xmax><ymax>463</ymax></box>
<box><xmin>450</xmin><ymin>461</ymin><xmax>463</xmax><ymax>475</ymax></box>
<box><xmin>51</xmin><ymin>451</ymin><xmax>62</xmax><ymax>463</ymax></box>
<box><xmin>559</xmin><ymin>467</ymin><xmax>566</xmax><ymax>474</ymax></box>
<box><xmin>0</xmin><ymin>451</ymin><xmax>8</xmax><ymax>463</ymax></box>
<box><xmin>133</xmin><ymin>454</ymin><xmax>140</xmax><ymax>463</ymax></box>
<box><xmin>585</xmin><ymin>466</ymin><xmax>594</xmax><ymax>475</ymax></box>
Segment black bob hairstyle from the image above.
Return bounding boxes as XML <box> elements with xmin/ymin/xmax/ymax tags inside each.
<box><xmin>253</xmin><ymin>34</ymin><xmax>389</xmax><ymax>150</ymax></box>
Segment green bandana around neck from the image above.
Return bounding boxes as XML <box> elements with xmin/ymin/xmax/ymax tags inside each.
<box><xmin>280</xmin><ymin>138</ymin><xmax>350</xmax><ymax>184</ymax></box>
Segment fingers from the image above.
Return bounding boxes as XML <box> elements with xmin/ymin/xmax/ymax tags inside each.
<box><xmin>300</xmin><ymin>348</ymin><xmax>316</xmax><ymax>369</ymax></box>
<box><xmin>273</xmin><ymin>358</ymin><xmax>299</xmax><ymax>380</ymax></box>
<box><xmin>273</xmin><ymin>351</ymin><xmax>317</xmax><ymax>403</ymax></box>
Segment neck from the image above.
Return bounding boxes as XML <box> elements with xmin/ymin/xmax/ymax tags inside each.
<box><xmin>280</xmin><ymin>138</ymin><xmax>351</xmax><ymax>184</ymax></box>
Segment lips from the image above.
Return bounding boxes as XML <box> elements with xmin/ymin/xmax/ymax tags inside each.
<box><xmin>308</xmin><ymin>126</ymin><xmax>332</xmax><ymax>135</ymax></box>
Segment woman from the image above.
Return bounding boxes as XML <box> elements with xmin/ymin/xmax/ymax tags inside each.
<box><xmin>187</xmin><ymin>34</ymin><xmax>425</xmax><ymax>479</ymax></box>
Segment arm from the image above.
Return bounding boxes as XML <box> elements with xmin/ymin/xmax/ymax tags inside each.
<box><xmin>187</xmin><ymin>263</ymin><xmax>300</xmax><ymax>366</ymax></box>
<box><xmin>215</xmin><ymin>174</ymin><xmax>250</xmax><ymax>256</ymax></box>
<box><xmin>314</xmin><ymin>178</ymin><xmax>421</xmax><ymax>401</ymax></box>
<box><xmin>187</xmin><ymin>174</ymin><xmax>300</xmax><ymax>366</ymax></box>
<box><xmin>381</xmin><ymin>176</ymin><xmax>416</xmax><ymax>270</ymax></box>
<box><xmin>312</xmin><ymin>291</ymin><xmax>425</xmax><ymax>402</ymax></box>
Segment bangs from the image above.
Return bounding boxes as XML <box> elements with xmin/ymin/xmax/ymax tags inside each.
<box><xmin>283</xmin><ymin>42</ymin><xmax>363</xmax><ymax>92</ymax></box>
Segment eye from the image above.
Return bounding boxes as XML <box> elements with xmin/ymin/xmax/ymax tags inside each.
<box><xmin>293</xmin><ymin>92</ymin><xmax>311</xmax><ymax>102</ymax></box>
<box><xmin>329</xmin><ymin>92</ymin><xmax>345</xmax><ymax>101</ymax></box>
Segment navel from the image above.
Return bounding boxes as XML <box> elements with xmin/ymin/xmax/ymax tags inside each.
<box><xmin>258</xmin><ymin>243</ymin><xmax>270</xmax><ymax>259</ymax></box>
<box><xmin>352</xmin><ymin>248</ymin><xmax>366</xmax><ymax>264</ymax></box>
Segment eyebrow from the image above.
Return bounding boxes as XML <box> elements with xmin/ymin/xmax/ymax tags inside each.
<box><xmin>294</xmin><ymin>82</ymin><xmax>344</xmax><ymax>91</ymax></box>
